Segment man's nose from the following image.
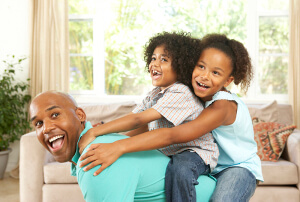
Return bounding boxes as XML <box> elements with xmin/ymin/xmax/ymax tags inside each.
<box><xmin>42</xmin><ymin>119</ymin><xmax>55</xmax><ymax>135</ymax></box>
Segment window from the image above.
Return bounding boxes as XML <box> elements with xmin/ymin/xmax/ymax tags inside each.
<box><xmin>68</xmin><ymin>0</ymin><xmax>289</xmax><ymax>103</ymax></box>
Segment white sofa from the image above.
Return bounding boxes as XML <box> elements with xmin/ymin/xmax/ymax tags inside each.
<box><xmin>20</xmin><ymin>101</ymin><xmax>300</xmax><ymax>202</ymax></box>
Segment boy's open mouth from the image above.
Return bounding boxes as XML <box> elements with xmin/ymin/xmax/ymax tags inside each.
<box><xmin>152</xmin><ymin>69</ymin><xmax>162</xmax><ymax>76</ymax></box>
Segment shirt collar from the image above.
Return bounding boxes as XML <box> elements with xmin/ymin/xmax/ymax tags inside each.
<box><xmin>70</xmin><ymin>121</ymin><xmax>93</xmax><ymax>176</ymax></box>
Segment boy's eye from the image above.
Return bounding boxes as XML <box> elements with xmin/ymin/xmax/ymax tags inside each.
<box><xmin>151</xmin><ymin>57</ymin><xmax>156</xmax><ymax>61</ymax></box>
<box><xmin>213</xmin><ymin>71</ymin><xmax>220</xmax><ymax>75</ymax></box>
<box><xmin>161</xmin><ymin>58</ymin><xmax>167</xmax><ymax>62</ymax></box>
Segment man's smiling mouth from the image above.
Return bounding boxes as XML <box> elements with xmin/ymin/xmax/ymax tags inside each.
<box><xmin>48</xmin><ymin>135</ymin><xmax>65</xmax><ymax>151</ymax></box>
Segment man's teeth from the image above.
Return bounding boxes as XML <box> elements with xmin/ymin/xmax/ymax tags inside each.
<box><xmin>49</xmin><ymin>135</ymin><xmax>63</xmax><ymax>143</ymax></box>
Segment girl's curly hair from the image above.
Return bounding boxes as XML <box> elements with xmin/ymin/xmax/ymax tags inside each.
<box><xmin>200</xmin><ymin>34</ymin><xmax>253</xmax><ymax>94</ymax></box>
<box><xmin>144</xmin><ymin>31</ymin><xmax>201</xmax><ymax>88</ymax></box>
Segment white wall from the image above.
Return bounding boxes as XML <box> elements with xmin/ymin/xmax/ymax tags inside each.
<box><xmin>0</xmin><ymin>0</ymin><xmax>31</xmax><ymax>171</ymax></box>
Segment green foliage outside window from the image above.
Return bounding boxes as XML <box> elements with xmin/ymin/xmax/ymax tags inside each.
<box><xmin>69</xmin><ymin>0</ymin><xmax>288</xmax><ymax>96</ymax></box>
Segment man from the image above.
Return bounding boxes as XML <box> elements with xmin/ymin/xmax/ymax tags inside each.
<box><xmin>30</xmin><ymin>91</ymin><xmax>216</xmax><ymax>202</ymax></box>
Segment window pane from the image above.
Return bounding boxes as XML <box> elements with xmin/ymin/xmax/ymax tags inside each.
<box><xmin>69</xmin><ymin>21</ymin><xmax>93</xmax><ymax>54</ymax></box>
<box><xmin>259</xmin><ymin>17</ymin><xmax>289</xmax><ymax>53</ymax></box>
<box><xmin>70</xmin><ymin>56</ymin><xmax>93</xmax><ymax>90</ymax></box>
<box><xmin>258</xmin><ymin>55</ymin><xmax>288</xmax><ymax>94</ymax></box>
<box><xmin>103</xmin><ymin>0</ymin><xmax>247</xmax><ymax>95</ymax></box>
<box><xmin>258</xmin><ymin>0</ymin><xmax>289</xmax><ymax>11</ymax></box>
<box><xmin>69</xmin><ymin>0</ymin><xmax>95</xmax><ymax>15</ymax></box>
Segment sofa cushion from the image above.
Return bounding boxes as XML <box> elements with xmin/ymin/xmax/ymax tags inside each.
<box><xmin>253</xmin><ymin>117</ymin><xmax>296</xmax><ymax>161</ymax></box>
<box><xmin>259</xmin><ymin>159</ymin><xmax>298</xmax><ymax>185</ymax></box>
<box><xmin>248</xmin><ymin>100</ymin><xmax>278</xmax><ymax>122</ymax></box>
<box><xmin>80</xmin><ymin>102</ymin><xmax>137</xmax><ymax>126</ymax></box>
<box><xmin>44</xmin><ymin>162</ymin><xmax>77</xmax><ymax>184</ymax></box>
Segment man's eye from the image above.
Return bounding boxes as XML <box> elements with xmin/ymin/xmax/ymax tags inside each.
<box><xmin>35</xmin><ymin>121</ymin><xmax>43</xmax><ymax>127</ymax></box>
<box><xmin>52</xmin><ymin>113</ymin><xmax>59</xmax><ymax>118</ymax></box>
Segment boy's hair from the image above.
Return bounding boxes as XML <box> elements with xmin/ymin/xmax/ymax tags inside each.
<box><xmin>200</xmin><ymin>34</ymin><xmax>253</xmax><ymax>94</ymax></box>
<box><xmin>144</xmin><ymin>31</ymin><xmax>201</xmax><ymax>88</ymax></box>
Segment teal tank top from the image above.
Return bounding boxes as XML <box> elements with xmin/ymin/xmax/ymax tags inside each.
<box><xmin>205</xmin><ymin>91</ymin><xmax>263</xmax><ymax>181</ymax></box>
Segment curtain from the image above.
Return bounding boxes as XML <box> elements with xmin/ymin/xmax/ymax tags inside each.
<box><xmin>289</xmin><ymin>0</ymin><xmax>300</xmax><ymax>128</ymax></box>
<box><xmin>29</xmin><ymin>0</ymin><xmax>69</xmax><ymax>98</ymax></box>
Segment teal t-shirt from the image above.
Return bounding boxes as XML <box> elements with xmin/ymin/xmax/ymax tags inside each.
<box><xmin>71</xmin><ymin>122</ymin><xmax>216</xmax><ymax>202</ymax></box>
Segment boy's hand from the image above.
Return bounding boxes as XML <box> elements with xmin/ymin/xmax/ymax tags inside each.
<box><xmin>78</xmin><ymin>142</ymin><xmax>123</xmax><ymax>176</ymax></box>
<box><xmin>78</xmin><ymin>128</ymin><xmax>97</xmax><ymax>154</ymax></box>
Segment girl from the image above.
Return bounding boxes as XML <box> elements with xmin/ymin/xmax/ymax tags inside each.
<box><xmin>79</xmin><ymin>32</ymin><xmax>219</xmax><ymax>202</ymax></box>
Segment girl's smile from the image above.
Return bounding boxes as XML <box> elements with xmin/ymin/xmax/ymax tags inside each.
<box><xmin>192</xmin><ymin>48</ymin><xmax>234</xmax><ymax>102</ymax></box>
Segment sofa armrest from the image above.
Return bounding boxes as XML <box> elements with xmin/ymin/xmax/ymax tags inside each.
<box><xmin>284</xmin><ymin>129</ymin><xmax>300</xmax><ymax>188</ymax></box>
<box><xmin>20</xmin><ymin>131</ymin><xmax>46</xmax><ymax>202</ymax></box>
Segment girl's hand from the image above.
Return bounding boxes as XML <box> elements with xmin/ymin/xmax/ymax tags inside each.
<box><xmin>78</xmin><ymin>142</ymin><xmax>123</xmax><ymax>176</ymax></box>
<box><xmin>78</xmin><ymin>128</ymin><xmax>97</xmax><ymax>154</ymax></box>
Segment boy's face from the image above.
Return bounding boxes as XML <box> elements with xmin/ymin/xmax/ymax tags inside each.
<box><xmin>30</xmin><ymin>92</ymin><xmax>86</xmax><ymax>162</ymax></box>
<box><xmin>149</xmin><ymin>45</ymin><xmax>177</xmax><ymax>90</ymax></box>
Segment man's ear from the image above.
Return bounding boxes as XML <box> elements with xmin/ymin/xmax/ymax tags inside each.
<box><xmin>224</xmin><ymin>76</ymin><xmax>234</xmax><ymax>88</ymax></box>
<box><xmin>75</xmin><ymin>107</ymin><xmax>86</xmax><ymax>122</ymax></box>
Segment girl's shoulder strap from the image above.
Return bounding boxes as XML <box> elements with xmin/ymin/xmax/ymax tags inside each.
<box><xmin>205</xmin><ymin>91</ymin><xmax>237</xmax><ymax>108</ymax></box>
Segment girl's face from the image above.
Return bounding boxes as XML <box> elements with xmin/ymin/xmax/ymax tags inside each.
<box><xmin>149</xmin><ymin>45</ymin><xmax>177</xmax><ymax>90</ymax></box>
<box><xmin>192</xmin><ymin>48</ymin><xmax>234</xmax><ymax>102</ymax></box>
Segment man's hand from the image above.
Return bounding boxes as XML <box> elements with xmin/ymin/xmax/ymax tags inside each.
<box><xmin>78</xmin><ymin>142</ymin><xmax>123</xmax><ymax>176</ymax></box>
<box><xmin>78</xmin><ymin>128</ymin><xmax>97</xmax><ymax>154</ymax></box>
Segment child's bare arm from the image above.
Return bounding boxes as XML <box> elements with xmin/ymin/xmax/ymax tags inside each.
<box><xmin>78</xmin><ymin>109</ymin><xmax>161</xmax><ymax>154</ymax></box>
<box><xmin>79</xmin><ymin>100</ymin><xmax>236</xmax><ymax>175</ymax></box>
<box><xmin>124</xmin><ymin>124</ymin><xmax>149</xmax><ymax>137</ymax></box>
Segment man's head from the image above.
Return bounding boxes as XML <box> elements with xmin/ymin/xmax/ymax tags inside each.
<box><xmin>30</xmin><ymin>91</ymin><xmax>86</xmax><ymax>162</ymax></box>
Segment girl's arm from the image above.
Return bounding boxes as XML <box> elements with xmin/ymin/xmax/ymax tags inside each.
<box><xmin>78</xmin><ymin>109</ymin><xmax>162</xmax><ymax>154</ymax></box>
<box><xmin>79</xmin><ymin>100</ymin><xmax>236</xmax><ymax>175</ymax></box>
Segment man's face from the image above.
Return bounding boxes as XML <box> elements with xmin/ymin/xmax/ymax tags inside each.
<box><xmin>30</xmin><ymin>92</ymin><xmax>85</xmax><ymax>162</ymax></box>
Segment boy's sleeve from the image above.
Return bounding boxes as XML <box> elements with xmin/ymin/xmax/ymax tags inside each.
<box><xmin>152</xmin><ymin>89</ymin><xmax>201</xmax><ymax>126</ymax></box>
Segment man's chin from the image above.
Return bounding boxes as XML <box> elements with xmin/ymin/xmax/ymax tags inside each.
<box><xmin>53</xmin><ymin>154</ymin><xmax>72</xmax><ymax>163</ymax></box>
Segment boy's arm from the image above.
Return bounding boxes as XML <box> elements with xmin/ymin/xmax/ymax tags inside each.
<box><xmin>78</xmin><ymin>109</ymin><xmax>161</xmax><ymax>154</ymax></box>
<box><xmin>124</xmin><ymin>124</ymin><xmax>149</xmax><ymax>137</ymax></box>
<box><xmin>90</xmin><ymin>109</ymin><xmax>161</xmax><ymax>136</ymax></box>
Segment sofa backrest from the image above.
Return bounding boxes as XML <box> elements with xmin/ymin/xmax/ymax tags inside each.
<box><xmin>247</xmin><ymin>100</ymin><xmax>293</xmax><ymax>125</ymax></box>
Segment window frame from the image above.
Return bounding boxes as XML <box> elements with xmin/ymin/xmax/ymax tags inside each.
<box><xmin>69</xmin><ymin>0</ymin><xmax>289</xmax><ymax>104</ymax></box>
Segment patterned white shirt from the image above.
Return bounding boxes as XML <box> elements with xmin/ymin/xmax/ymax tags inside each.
<box><xmin>133</xmin><ymin>82</ymin><xmax>218</xmax><ymax>170</ymax></box>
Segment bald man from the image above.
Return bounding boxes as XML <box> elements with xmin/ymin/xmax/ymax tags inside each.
<box><xmin>30</xmin><ymin>91</ymin><xmax>216</xmax><ymax>202</ymax></box>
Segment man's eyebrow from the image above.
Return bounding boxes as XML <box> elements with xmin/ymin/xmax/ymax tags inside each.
<box><xmin>30</xmin><ymin>106</ymin><xmax>61</xmax><ymax>122</ymax></box>
<box><xmin>46</xmin><ymin>105</ymin><xmax>61</xmax><ymax>111</ymax></box>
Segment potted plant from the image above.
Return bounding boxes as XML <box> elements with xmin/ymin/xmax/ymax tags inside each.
<box><xmin>0</xmin><ymin>55</ymin><xmax>31</xmax><ymax>179</ymax></box>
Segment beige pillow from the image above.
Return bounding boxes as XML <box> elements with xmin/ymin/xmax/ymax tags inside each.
<box><xmin>248</xmin><ymin>100</ymin><xmax>278</xmax><ymax>122</ymax></box>
<box><xmin>80</xmin><ymin>102</ymin><xmax>137</xmax><ymax>125</ymax></box>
